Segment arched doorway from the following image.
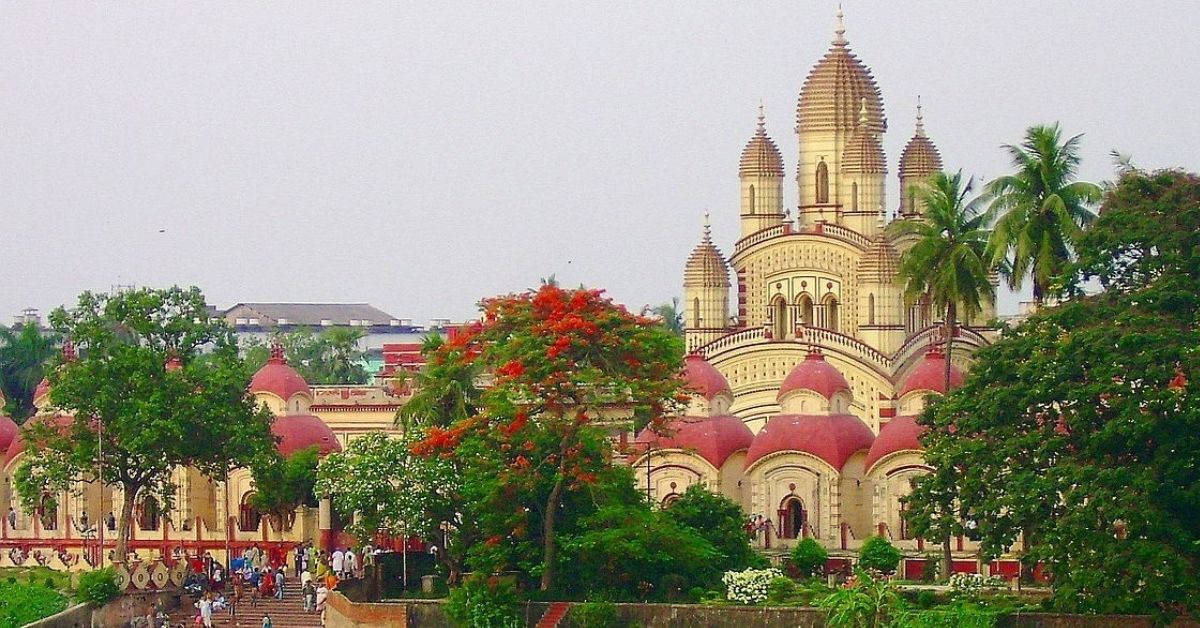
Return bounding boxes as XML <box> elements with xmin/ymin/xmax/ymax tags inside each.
<box><xmin>797</xmin><ymin>294</ymin><xmax>815</xmax><ymax>328</ymax></box>
<box><xmin>239</xmin><ymin>492</ymin><xmax>263</xmax><ymax>532</ymax></box>
<box><xmin>661</xmin><ymin>493</ymin><xmax>681</xmax><ymax>508</ymax></box>
<box><xmin>824</xmin><ymin>296</ymin><xmax>840</xmax><ymax>332</ymax></box>
<box><xmin>39</xmin><ymin>494</ymin><xmax>57</xmax><ymax>531</ymax></box>
<box><xmin>139</xmin><ymin>496</ymin><xmax>160</xmax><ymax>531</ymax></box>
<box><xmin>778</xmin><ymin>496</ymin><xmax>807</xmax><ymax>540</ymax></box>
<box><xmin>771</xmin><ymin>296</ymin><xmax>789</xmax><ymax>340</ymax></box>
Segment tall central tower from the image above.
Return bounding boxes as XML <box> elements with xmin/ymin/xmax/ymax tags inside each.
<box><xmin>795</xmin><ymin>9</ymin><xmax>886</xmax><ymax>229</ymax></box>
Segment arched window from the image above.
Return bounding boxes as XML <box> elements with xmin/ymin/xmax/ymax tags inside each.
<box><xmin>816</xmin><ymin>162</ymin><xmax>830</xmax><ymax>204</ymax></box>
<box><xmin>748</xmin><ymin>184</ymin><xmax>756</xmax><ymax>213</ymax></box>
<box><xmin>908</xmin><ymin>185</ymin><xmax>917</xmax><ymax>215</ymax></box>
<box><xmin>771</xmin><ymin>296</ymin><xmax>789</xmax><ymax>340</ymax></box>
<box><xmin>139</xmin><ymin>496</ymin><xmax>160</xmax><ymax>531</ymax></box>
<box><xmin>239</xmin><ymin>492</ymin><xmax>263</xmax><ymax>532</ymax></box>
<box><xmin>662</xmin><ymin>493</ymin><xmax>681</xmax><ymax>508</ymax></box>
<box><xmin>825</xmin><ymin>296</ymin><xmax>840</xmax><ymax>332</ymax></box>
<box><xmin>797</xmin><ymin>295</ymin><xmax>815</xmax><ymax>327</ymax></box>
<box><xmin>777</xmin><ymin>496</ymin><xmax>807</xmax><ymax>540</ymax></box>
<box><xmin>692</xmin><ymin>297</ymin><xmax>701</xmax><ymax>328</ymax></box>
<box><xmin>868</xmin><ymin>293</ymin><xmax>875</xmax><ymax>325</ymax></box>
<box><xmin>851</xmin><ymin>181</ymin><xmax>859</xmax><ymax>211</ymax></box>
<box><xmin>899</xmin><ymin>501</ymin><xmax>912</xmax><ymax>540</ymax></box>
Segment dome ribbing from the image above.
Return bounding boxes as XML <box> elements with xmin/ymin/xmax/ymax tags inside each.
<box><xmin>797</xmin><ymin>12</ymin><xmax>886</xmax><ymax>135</ymax></box>
<box><xmin>739</xmin><ymin>109</ymin><xmax>785</xmax><ymax>178</ymax></box>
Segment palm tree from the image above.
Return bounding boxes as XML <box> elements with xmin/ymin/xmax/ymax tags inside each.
<box><xmin>394</xmin><ymin>333</ymin><xmax>480</xmax><ymax>429</ymax></box>
<box><xmin>891</xmin><ymin>170</ymin><xmax>995</xmax><ymax>391</ymax></box>
<box><xmin>987</xmin><ymin>124</ymin><xmax>1102</xmax><ymax>305</ymax></box>
<box><xmin>0</xmin><ymin>324</ymin><xmax>60</xmax><ymax>423</ymax></box>
<box><xmin>891</xmin><ymin>170</ymin><xmax>995</xmax><ymax>581</ymax></box>
<box><xmin>643</xmin><ymin>298</ymin><xmax>684</xmax><ymax>337</ymax></box>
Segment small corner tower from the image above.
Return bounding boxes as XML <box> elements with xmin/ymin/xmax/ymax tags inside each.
<box><xmin>898</xmin><ymin>97</ymin><xmax>943</xmax><ymax>218</ymax></box>
<box><xmin>841</xmin><ymin>99</ymin><xmax>887</xmax><ymax>236</ymax></box>
<box><xmin>683</xmin><ymin>212</ymin><xmax>731</xmax><ymax>352</ymax></box>
<box><xmin>739</xmin><ymin>104</ymin><xmax>786</xmax><ymax>238</ymax></box>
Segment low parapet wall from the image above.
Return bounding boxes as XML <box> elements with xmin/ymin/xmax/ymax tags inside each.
<box><xmin>324</xmin><ymin>593</ymin><xmax>1200</xmax><ymax>628</ymax></box>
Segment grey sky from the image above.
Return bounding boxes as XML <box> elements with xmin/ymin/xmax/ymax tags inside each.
<box><xmin>2</xmin><ymin>2</ymin><xmax>1195</xmax><ymax>324</ymax></box>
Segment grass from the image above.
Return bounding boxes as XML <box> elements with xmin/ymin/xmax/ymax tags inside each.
<box><xmin>0</xmin><ymin>566</ymin><xmax>72</xmax><ymax>592</ymax></box>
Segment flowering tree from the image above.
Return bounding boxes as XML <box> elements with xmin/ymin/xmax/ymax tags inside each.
<box><xmin>415</xmin><ymin>284</ymin><xmax>686</xmax><ymax>591</ymax></box>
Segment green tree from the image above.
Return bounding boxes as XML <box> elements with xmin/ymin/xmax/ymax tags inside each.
<box><xmin>905</xmin><ymin>169</ymin><xmax>1200</xmax><ymax>618</ymax></box>
<box><xmin>987</xmin><ymin>123</ymin><xmax>1102</xmax><ymax>304</ymax></box>
<box><xmin>643</xmin><ymin>298</ymin><xmax>684</xmax><ymax>336</ymax></box>
<box><xmin>857</xmin><ymin>536</ymin><xmax>903</xmax><ymax>575</ymax></box>
<box><xmin>248</xmin><ymin>446</ymin><xmax>320</xmax><ymax>532</ymax></box>
<box><xmin>15</xmin><ymin>287</ymin><xmax>276</xmax><ymax>561</ymax></box>
<box><xmin>414</xmin><ymin>283</ymin><xmax>686</xmax><ymax>591</ymax></box>
<box><xmin>0</xmin><ymin>324</ymin><xmax>59</xmax><ymax>423</ymax></box>
<box><xmin>395</xmin><ymin>333</ymin><xmax>481</xmax><ymax>429</ymax></box>
<box><xmin>243</xmin><ymin>327</ymin><xmax>369</xmax><ymax>384</ymax></box>
<box><xmin>664</xmin><ymin>484</ymin><xmax>762</xmax><ymax>573</ymax></box>
<box><xmin>791</xmin><ymin>537</ymin><xmax>829</xmax><ymax>578</ymax></box>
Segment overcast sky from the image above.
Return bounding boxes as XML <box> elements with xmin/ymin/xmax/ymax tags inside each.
<box><xmin>2</xmin><ymin>2</ymin><xmax>1195</xmax><ymax>325</ymax></box>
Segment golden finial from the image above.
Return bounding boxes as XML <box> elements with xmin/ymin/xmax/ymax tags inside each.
<box><xmin>834</xmin><ymin>4</ymin><xmax>847</xmax><ymax>45</ymax></box>
<box><xmin>702</xmin><ymin>210</ymin><xmax>712</xmax><ymax>242</ymax></box>
<box><xmin>757</xmin><ymin>101</ymin><xmax>766</xmax><ymax>132</ymax></box>
<box><xmin>915</xmin><ymin>95</ymin><xmax>926</xmax><ymax>138</ymax></box>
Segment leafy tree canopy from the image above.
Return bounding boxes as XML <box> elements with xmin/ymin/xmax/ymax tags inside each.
<box><xmin>663</xmin><ymin>484</ymin><xmax>764</xmax><ymax>574</ymax></box>
<box><xmin>905</xmin><ymin>169</ymin><xmax>1200</xmax><ymax>617</ymax></box>
<box><xmin>16</xmin><ymin>287</ymin><xmax>276</xmax><ymax>561</ymax></box>
<box><xmin>0</xmin><ymin>324</ymin><xmax>59</xmax><ymax>423</ymax></box>
<box><xmin>243</xmin><ymin>327</ymin><xmax>369</xmax><ymax>385</ymax></box>
<box><xmin>249</xmin><ymin>446</ymin><xmax>320</xmax><ymax>530</ymax></box>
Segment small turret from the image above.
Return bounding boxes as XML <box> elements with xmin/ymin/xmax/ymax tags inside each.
<box><xmin>739</xmin><ymin>104</ymin><xmax>786</xmax><ymax>237</ymax></box>
<box><xmin>841</xmin><ymin>99</ymin><xmax>888</xmax><ymax>235</ymax></box>
<box><xmin>898</xmin><ymin>97</ymin><xmax>944</xmax><ymax>218</ymax></box>
<box><xmin>683</xmin><ymin>212</ymin><xmax>731</xmax><ymax>352</ymax></box>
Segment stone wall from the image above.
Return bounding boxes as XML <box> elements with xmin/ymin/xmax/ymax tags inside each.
<box><xmin>21</xmin><ymin>603</ymin><xmax>91</xmax><ymax>628</ymax></box>
<box><xmin>22</xmin><ymin>590</ymin><xmax>183</xmax><ymax>628</ymax></box>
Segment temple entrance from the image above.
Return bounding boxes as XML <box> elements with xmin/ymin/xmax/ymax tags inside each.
<box><xmin>778</xmin><ymin>496</ymin><xmax>807</xmax><ymax>539</ymax></box>
<box><xmin>239</xmin><ymin>492</ymin><xmax>263</xmax><ymax>531</ymax></box>
<box><xmin>139</xmin><ymin>496</ymin><xmax>160</xmax><ymax>531</ymax></box>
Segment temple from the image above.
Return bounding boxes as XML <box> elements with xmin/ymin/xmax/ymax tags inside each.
<box><xmin>630</xmin><ymin>9</ymin><xmax>1000</xmax><ymax>571</ymax></box>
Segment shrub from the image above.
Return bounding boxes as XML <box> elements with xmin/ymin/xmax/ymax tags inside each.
<box><xmin>790</xmin><ymin>538</ymin><xmax>828</xmax><ymax>578</ymax></box>
<box><xmin>817</xmin><ymin>569</ymin><xmax>904</xmax><ymax>628</ymax></box>
<box><xmin>43</xmin><ymin>576</ymin><xmax>55</xmax><ymax>588</ymax></box>
<box><xmin>572</xmin><ymin>600</ymin><xmax>618</xmax><ymax>628</ymax></box>
<box><xmin>914</xmin><ymin>589</ymin><xmax>939</xmax><ymax>609</ymax></box>
<box><xmin>947</xmin><ymin>573</ymin><xmax>1006</xmax><ymax>599</ymax></box>
<box><xmin>919</xmin><ymin>554</ymin><xmax>940</xmax><ymax>583</ymax></box>
<box><xmin>722</xmin><ymin>567</ymin><xmax>782</xmax><ymax>605</ymax></box>
<box><xmin>857</xmin><ymin>536</ymin><xmax>903</xmax><ymax>575</ymax></box>
<box><xmin>765</xmin><ymin>576</ymin><xmax>798</xmax><ymax>605</ymax></box>
<box><xmin>0</xmin><ymin>581</ymin><xmax>68</xmax><ymax>627</ymax></box>
<box><xmin>77</xmin><ymin>567</ymin><xmax>121</xmax><ymax>605</ymax></box>
<box><xmin>445</xmin><ymin>578</ymin><xmax>521</xmax><ymax>628</ymax></box>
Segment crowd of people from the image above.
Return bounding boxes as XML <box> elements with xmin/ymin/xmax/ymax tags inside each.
<box><xmin>187</xmin><ymin>543</ymin><xmax>376</xmax><ymax>626</ymax></box>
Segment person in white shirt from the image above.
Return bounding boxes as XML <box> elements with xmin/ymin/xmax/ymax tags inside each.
<box><xmin>331</xmin><ymin>548</ymin><xmax>345</xmax><ymax>578</ymax></box>
<box><xmin>344</xmin><ymin>549</ymin><xmax>357</xmax><ymax>580</ymax></box>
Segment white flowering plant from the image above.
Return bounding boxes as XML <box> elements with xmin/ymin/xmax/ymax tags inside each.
<box><xmin>948</xmin><ymin>572</ymin><xmax>1007</xmax><ymax>597</ymax></box>
<box><xmin>723</xmin><ymin>567</ymin><xmax>784</xmax><ymax>604</ymax></box>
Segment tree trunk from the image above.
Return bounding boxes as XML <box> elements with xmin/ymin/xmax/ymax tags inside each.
<box><xmin>941</xmin><ymin>537</ymin><xmax>953</xmax><ymax>583</ymax></box>
<box><xmin>944</xmin><ymin>302</ymin><xmax>956</xmax><ymax>392</ymax></box>
<box><xmin>538</xmin><ymin>474</ymin><xmax>566</xmax><ymax>592</ymax></box>
<box><xmin>115</xmin><ymin>482</ymin><xmax>138</xmax><ymax>564</ymax></box>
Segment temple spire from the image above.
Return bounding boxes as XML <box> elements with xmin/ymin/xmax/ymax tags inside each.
<box><xmin>702</xmin><ymin>210</ymin><xmax>712</xmax><ymax>242</ymax></box>
<box><xmin>915</xmin><ymin>95</ymin><xmax>926</xmax><ymax>137</ymax></box>
<box><xmin>833</xmin><ymin>4</ymin><xmax>847</xmax><ymax>45</ymax></box>
<box><xmin>757</xmin><ymin>101</ymin><xmax>766</xmax><ymax>132</ymax></box>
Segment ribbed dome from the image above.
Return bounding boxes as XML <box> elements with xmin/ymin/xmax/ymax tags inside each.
<box><xmin>897</xmin><ymin>349</ymin><xmax>965</xmax><ymax>398</ymax></box>
<box><xmin>899</xmin><ymin>106</ymin><xmax>943</xmax><ymax>179</ymax></box>
<box><xmin>683</xmin><ymin>354</ymin><xmax>731</xmax><ymax>401</ymax></box>
<box><xmin>778</xmin><ymin>351</ymin><xmax>851</xmax><ymax>401</ymax></box>
<box><xmin>250</xmin><ymin>346</ymin><xmax>312</xmax><ymax>401</ymax></box>
<box><xmin>634</xmin><ymin>415</ymin><xmax>753</xmax><ymax>469</ymax></box>
<box><xmin>797</xmin><ymin>14</ymin><xmax>886</xmax><ymax>135</ymax></box>
<box><xmin>739</xmin><ymin>111</ymin><xmax>785</xmax><ymax>178</ymax></box>
<box><xmin>271</xmin><ymin>414</ymin><xmax>342</xmax><ymax>457</ymax></box>
<box><xmin>745</xmin><ymin>413</ymin><xmax>875</xmax><ymax>470</ymax></box>
<box><xmin>857</xmin><ymin>235</ymin><xmax>900</xmax><ymax>284</ymax></box>
<box><xmin>864</xmin><ymin>415</ymin><xmax>925</xmax><ymax>471</ymax></box>
<box><xmin>842</xmin><ymin>124</ymin><xmax>887</xmax><ymax>174</ymax></box>
<box><xmin>683</xmin><ymin>220</ymin><xmax>730</xmax><ymax>289</ymax></box>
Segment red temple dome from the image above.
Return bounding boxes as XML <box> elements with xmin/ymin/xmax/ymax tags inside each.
<box><xmin>684</xmin><ymin>355</ymin><xmax>731</xmax><ymax>401</ymax></box>
<box><xmin>897</xmin><ymin>349</ymin><xmax>964</xmax><ymax>398</ymax></box>
<box><xmin>745</xmin><ymin>413</ymin><xmax>874</xmax><ymax>470</ymax></box>
<box><xmin>0</xmin><ymin>415</ymin><xmax>17</xmax><ymax>454</ymax></box>
<box><xmin>250</xmin><ymin>345</ymin><xmax>311</xmax><ymax>401</ymax></box>
<box><xmin>864</xmin><ymin>415</ymin><xmax>925</xmax><ymax>471</ymax></box>
<box><xmin>3</xmin><ymin>414</ymin><xmax>75</xmax><ymax>467</ymax></box>
<box><xmin>634</xmin><ymin>415</ymin><xmax>753</xmax><ymax>469</ymax></box>
<box><xmin>271</xmin><ymin>414</ymin><xmax>342</xmax><ymax>457</ymax></box>
<box><xmin>778</xmin><ymin>351</ymin><xmax>851</xmax><ymax>401</ymax></box>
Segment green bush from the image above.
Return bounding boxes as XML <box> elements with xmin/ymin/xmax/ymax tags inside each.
<box><xmin>76</xmin><ymin>568</ymin><xmax>121</xmax><ymax>606</ymax></box>
<box><xmin>43</xmin><ymin>576</ymin><xmax>55</xmax><ymax>589</ymax></box>
<box><xmin>765</xmin><ymin>576</ymin><xmax>798</xmax><ymax>605</ymax></box>
<box><xmin>0</xmin><ymin>581</ymin><xmax>68</xmax><ymax>627</ymax></box>
<box><xmin>817</xmin><ymin>569</ymin><xmax>904</xmax><ymax>628</ymax></box>
<box><xmin>571</xmin><ymin>600</ymin><xmax>619</xmax><ymax>628</ymax></box>
<box><xmin>444</xmin><ymin>578</ymin><xmax>521</xmax><ymax>628</ymax></box>
<box><xmin>914</xmin><ymin>589</ymin><xmax>939</xmax><ymax>609</ymax></box>
<box><xmin>857</xmin><ymin>536</ymin><xmax>903</xmax><ymax>575</ymax></box>
<box><xmin>790</xmin><ymin>538</ymin><xmax>828</xmax><ymax>577</ymax></box>
<box><xmin>919</xmin><ymin>554</ymin><xmax>940</xmax><ymax>583</ymax></box>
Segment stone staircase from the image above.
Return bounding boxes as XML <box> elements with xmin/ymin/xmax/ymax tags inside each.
<box><xmin>169</xmin><ymin>594</ymin><xmax>322</xmax><ymax>628</ymax></box>
<box><xmin>535</xmin><ymin>602</ymin><xmax>571</xmax><ymax>628</ymax></box>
